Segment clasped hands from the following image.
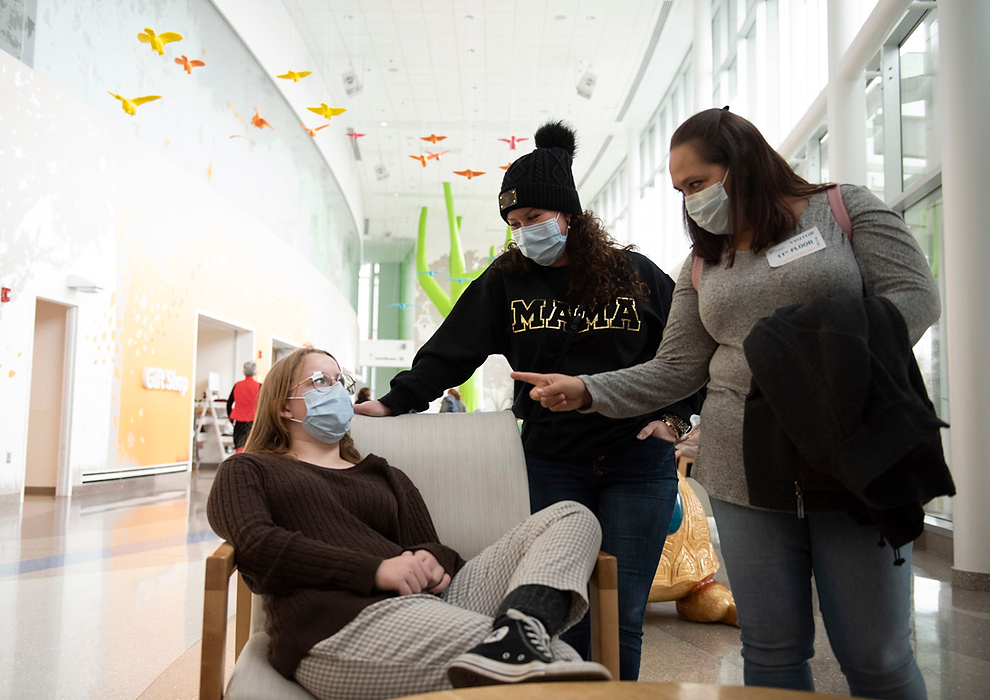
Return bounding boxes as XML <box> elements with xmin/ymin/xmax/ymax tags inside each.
<box><xmin>375</xmin><ymin>549</ymin><xmax>450</xmax><ymax>596</ymax></box>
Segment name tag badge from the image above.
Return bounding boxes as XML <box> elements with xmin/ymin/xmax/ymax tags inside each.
<box><xmin>766</xmin><ymin>227</ymin><xmax>826</xmax><ymax>268</ymax></box>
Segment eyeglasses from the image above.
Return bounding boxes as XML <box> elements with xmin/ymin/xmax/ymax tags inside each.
<box><xmin>291</xmin><ymin>370</ymin><xmax>356</xmax><ymax>396</ymax></box>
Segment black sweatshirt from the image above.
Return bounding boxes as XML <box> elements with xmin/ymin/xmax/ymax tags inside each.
<box><xmin>381</xmin><ymin>251</ymin><xmax>702</xmax><ymax>461</ymax></box>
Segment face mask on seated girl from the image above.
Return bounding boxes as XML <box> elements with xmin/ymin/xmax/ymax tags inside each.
<box><xmin>287</xmin><ymin>374</ymin><xmax>354</xmax><ymax>443</ymax></box>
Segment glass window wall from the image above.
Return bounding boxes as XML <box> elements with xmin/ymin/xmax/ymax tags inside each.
<box><xmin>865</xmin><ymin>52</ymin><xmax>885</xmax><ymax>199</ymax></box>
<box><xmin>900</xmin><ymin>12</ymin><xmax>940</xmax><ymax>190</ymax></box>
<box><xmin>903</xmin><ymin>188</ymin><xmax>950</xmax><ymax>523</ymax></box>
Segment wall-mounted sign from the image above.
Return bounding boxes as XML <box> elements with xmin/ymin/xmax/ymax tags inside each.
<box><xmin>358</xmin><ymin>339</ymin><xmax>415</xmax><ymax>368</ymax></box>
<box><xmin>142</xmin><ymin>367</ymin><xmax>190</xmax><ymax>395</ymax></box>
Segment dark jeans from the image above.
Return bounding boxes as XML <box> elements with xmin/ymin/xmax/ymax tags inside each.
<box><xmin>525</xmin><ymin>437</ymin><xmax>678</xmax><ymax>680</ymax></box>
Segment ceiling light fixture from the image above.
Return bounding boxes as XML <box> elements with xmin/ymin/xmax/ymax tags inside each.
<box><xmin>576</xmin><ymin>69</ymin><xmax>597</xmax><ymax>99</ymax></box>
<box><xmin>342</xmin><ymin>69</ymin><xmax>363</xmax><ymax>95</ymax></box>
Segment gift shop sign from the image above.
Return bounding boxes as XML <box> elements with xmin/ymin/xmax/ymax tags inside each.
<box><xmin>142</xmin><ymin>367</ymin><xmax>190</xmax><ymax>395</ymax></box>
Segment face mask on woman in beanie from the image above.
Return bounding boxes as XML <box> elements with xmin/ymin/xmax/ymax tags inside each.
<box><xmin>509</xmin><ymin>210</ymin><xmax>571</xmax><ymax>266</ymax></box>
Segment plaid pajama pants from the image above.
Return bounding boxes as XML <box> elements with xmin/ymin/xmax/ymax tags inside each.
<box><xmin>294</xmin><ymin>500</ymin><xmax>602</xmax><ymax>700</ymax></box>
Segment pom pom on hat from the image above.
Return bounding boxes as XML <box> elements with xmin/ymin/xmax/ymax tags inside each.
<box><xmin>498</xmin><ymin>120</ymin><xmax>581</xmax><ymax>222</ymax></box>
<box><xmin>534</xmin><ymin>121</ymin><xmax>577</xmax><ymax>157</ymax></box>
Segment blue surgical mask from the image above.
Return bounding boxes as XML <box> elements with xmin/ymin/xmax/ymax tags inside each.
<box><xmin>684</xmin><ymin>170</ymin><xmax>730</xmax><ymax>235</ymax></box>
<box><xmin>288</xmin><ymin>383</ymin><xmax>354</xmax><ymax>443</ymax></box>
<box><xmin>513</xmin><ymin>214</ymin><xmax>567</xmax><ymax>266</ymax></box>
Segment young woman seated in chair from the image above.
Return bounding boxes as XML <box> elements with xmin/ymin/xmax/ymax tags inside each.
<box><xmin>207</xmin><ymin>347</ymin><xmax>611</xmax><ymax>700</ymax></box>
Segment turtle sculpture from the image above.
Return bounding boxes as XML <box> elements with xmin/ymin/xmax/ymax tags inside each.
<box><xmin>651</xmin><ymin>470</ymin><xmax>738</xmax><ymax>626</ymax></box>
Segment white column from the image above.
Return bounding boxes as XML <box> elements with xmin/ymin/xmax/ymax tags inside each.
<box><xmin>692</xmin><ymin>0</ymin><xmax>713</xmax><ymax>112</ymax></box>
<box><xmin>826</xmin><ymin>0</ymin><xmax>867</xmax><ymax>185</ymax></box>
<box><xmin>627</xmin><ymin>127</ymin><xmax>642</xmax><ymax>251</ymax></box>
<box><xmin>939</xmin><ymin>1</ymin><xmax>990</xmax><ymax>588</ymax></box>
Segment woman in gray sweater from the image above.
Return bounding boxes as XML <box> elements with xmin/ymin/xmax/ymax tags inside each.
<box><xmin>513</xmin><ymin>108</ymin><xmax>937</xmax><ymax>699</ymax></box>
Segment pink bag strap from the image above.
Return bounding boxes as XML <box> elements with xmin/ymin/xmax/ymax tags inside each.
<box><xmin>692</xmin><ymin>184</ymin><xmax>852</xmax><ymax>291</ymax></box>
<box><xmin>691</xmin><ymin>255</ymin><xmax>703</xmax><ymax>291</ymax></box>
<box><xmin>827</xmin><ymin>184</ymin><xmax>853</xmax><ymax>239</ymax></box>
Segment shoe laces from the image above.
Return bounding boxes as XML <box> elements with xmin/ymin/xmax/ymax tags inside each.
<box><xmin>506</xmin><ymin>608</ymin><xmax>552</xmax><ymax>659</ymax></box>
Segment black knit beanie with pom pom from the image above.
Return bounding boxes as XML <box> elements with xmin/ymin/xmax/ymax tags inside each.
<box><xmin>498</xmin><ymin>121</ymin><xmax>581</xmax><ymax>222</ymax></box>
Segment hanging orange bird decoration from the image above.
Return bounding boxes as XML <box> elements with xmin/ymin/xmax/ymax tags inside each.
<box><xmin>251</xmin><ymin>108</ymin><xmax>274</xmax><ymax>130</ymax></box>
<box><xmin>174</xmin><ymin>55</ymin><xmax>205</xmax><ymax>74</ymax></box>
<box><xmin>301</xmin><ymin>123</ymin><xmax>330</xmax><ymax>137</ymax></box>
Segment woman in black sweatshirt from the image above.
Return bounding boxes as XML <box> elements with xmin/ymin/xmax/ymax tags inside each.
<box><xmin>356</xmin><ymin>121</ymin><xmax>702</xmax><ymax>680</ymax></box>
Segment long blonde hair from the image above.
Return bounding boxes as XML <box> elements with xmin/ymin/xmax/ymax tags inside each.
<box><xmin>244</xmin><ymin>347</ymin><xmax>362</xmax><ymax>463</ymax></box>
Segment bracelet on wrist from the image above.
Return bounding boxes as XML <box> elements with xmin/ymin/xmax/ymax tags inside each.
<box><xmin>660</xmin><ymin>413</ymin><xmax>690</xmax><ymax>440</ymax></box>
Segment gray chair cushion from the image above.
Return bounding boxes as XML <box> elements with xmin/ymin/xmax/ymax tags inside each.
<box><xmin>225</xmin><ymin>634</ymin><xmax>316</xmax><ymax>700</ymax></box>
<box><xmin>349</xmin><ymin>411</ymin><xmax>531</xmax><ymax>559</ymax></box>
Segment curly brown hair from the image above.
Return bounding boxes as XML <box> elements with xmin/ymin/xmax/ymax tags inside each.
<box><xmin>491</xmin><ymin>210</ymin><xmax>647</xmax><ymax>309</ymax></box>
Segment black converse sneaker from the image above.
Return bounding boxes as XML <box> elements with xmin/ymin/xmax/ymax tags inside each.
<box><xmin>447</xmin><ymin>608</ymin><xmax>612</xmax><ymax>687</ymax></box>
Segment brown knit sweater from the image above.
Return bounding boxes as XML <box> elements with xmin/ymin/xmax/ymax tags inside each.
<box><xmin>206</xmin><ymin>452</ymin><xmax>466</xmax><ymax>678</ymax></box>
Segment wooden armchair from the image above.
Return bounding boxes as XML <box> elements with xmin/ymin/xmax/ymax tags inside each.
<box><xmin>200</xmin><ymin>410</ymin><xmax>620</xmax><ymax>699</ymax></box>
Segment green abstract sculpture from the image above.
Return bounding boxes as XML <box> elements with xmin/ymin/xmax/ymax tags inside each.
<box><xmin>416</xmin><ymin>182</ymin><xmax>510</xmax><ymax>411</ymax></box>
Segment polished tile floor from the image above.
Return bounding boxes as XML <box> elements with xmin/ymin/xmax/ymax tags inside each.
<box><xmin>1</xmin><ymin>470</ymin><xmax>987</xmax><ymax>699</ymax></box>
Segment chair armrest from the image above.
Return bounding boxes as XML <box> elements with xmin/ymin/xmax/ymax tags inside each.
<box><xmin>588</xmin><ymin>551</ymin><xmax>620</xmax><ymax>679</ymax></box>
<box><xmin>201</xmin><ymin>542</ymin><xmax>252</xmax><ymax>700</ymax></box>
<box><xmin>236</xmin><ymin>574</ymin><xmax>252</xmax><ymax>657</ymax></box>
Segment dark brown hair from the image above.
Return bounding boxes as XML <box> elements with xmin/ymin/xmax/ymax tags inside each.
<box><xmin>671</xmin><ymin>108</ymin><xmax>830</xmax><ymax>265</ymax></box>
<box><xmin>244</xmin><ymin>347</ymin><xmax>361</xmax><ymax>463</ymax></box>
<box><xmin>491</xmin><ymin>210</ymin><xmax>647</xmax><ymax>309</ymax></box>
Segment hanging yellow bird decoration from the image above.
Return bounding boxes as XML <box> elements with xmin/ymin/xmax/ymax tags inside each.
<box><xmin>306</xmin><ymin>103</ymin><xmax>347</xmax><ymax>120</ymax></box>
<box><xmin>108</xmin><ymin>91</ymin><xmax>162</xmax><ymax>116</ymax></box>
<box><xmin>277</xmin><ymin>70</ymin><xmax>312</xmax><ymax>82</ymax></box>
<box><xmin>137</xmin><ymin>27</ymin><xmax>183</xmax><ymax>56</ymax></box>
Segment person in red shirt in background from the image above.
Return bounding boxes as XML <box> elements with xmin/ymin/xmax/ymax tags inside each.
<box><xmin>227</xmin><ymin>361</ymin><xmax>261</xmax><ymax>453</ymax></box>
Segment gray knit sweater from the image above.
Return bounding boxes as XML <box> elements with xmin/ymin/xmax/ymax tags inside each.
<box><xmin>581</xmin><ymin>185</ymin><xmax>940</xmax><ymax>507</ymax></box>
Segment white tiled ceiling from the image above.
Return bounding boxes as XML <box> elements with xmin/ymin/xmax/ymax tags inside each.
<box><xmin>279</xmin><ymin>0</ymin><xmax>671</xmax><ymax>250</ymax></box>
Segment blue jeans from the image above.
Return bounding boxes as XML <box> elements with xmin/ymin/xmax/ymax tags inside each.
<box><xmin>525</xmin><ymin>437</ymin><xmax>678</xmax><ymax>681</ymax></box>
<box><xmin>710</xmin><ymin>498</ymin><xmax>927</xmax><ymax>699</ymax></box>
